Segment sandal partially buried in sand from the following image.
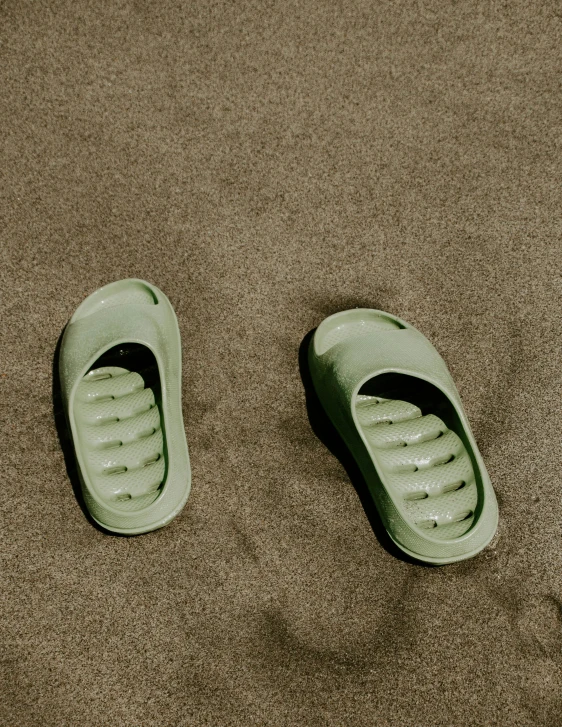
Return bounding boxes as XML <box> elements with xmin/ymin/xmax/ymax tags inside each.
<box><xmin>59</xmin><ymin>279</ymin><xmax>191</xmax><ymax>534</ymax></box>
<box><xmin>308</xmin><ymin>309</ymin><xmax>498</xmax><ymax>564</ymax></box>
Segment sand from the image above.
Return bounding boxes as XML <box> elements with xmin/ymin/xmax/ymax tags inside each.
<box><xmin>1</xmin><ymin>1</ymin><xmax>561</xmax><ymax>725</ymax></box>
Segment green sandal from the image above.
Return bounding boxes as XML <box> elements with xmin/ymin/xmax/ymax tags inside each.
<box><xmin>308</xmin><ymin>309</ymin><xmax>498</xmax><ymax>564</ymax></box>
<box><xmin>59</xmin><ymin>279</ymin><xmax>191</xmax><ymax>534</ymax></box>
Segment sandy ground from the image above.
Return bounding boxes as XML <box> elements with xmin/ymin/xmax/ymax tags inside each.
<box><xmin>1</xmin><ymin>2</ymin><xmax>561</xmax><ymax>725</ymax></box>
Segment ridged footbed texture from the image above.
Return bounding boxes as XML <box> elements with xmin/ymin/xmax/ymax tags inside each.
<box><xmin>74</xmin><ymin>365</ymin><xmax>166</xmax><ymax>512</ymax></box>
<box><xmin>355</xmin><ymin>394</ymin><xmax>478</xmax><ymax>539</ymax></box>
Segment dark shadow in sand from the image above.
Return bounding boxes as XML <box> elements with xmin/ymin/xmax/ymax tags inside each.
<box><xmin>298</xmin><ymin>328</ymin><xmax>432</xmax><ymax>567</ymax></box>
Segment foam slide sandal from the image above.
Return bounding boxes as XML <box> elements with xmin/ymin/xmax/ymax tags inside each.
<box><xmin>308</xmin><ymin>309</ymin><xmax>498</xmax><ymax>564</ymax></box>
<box><xmin>59</xmin><ymin>279</ymin><xmax>191</xmax><ymax>534</ymax></box>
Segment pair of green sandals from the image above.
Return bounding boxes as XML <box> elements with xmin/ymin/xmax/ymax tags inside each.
<box><xmin>59</xmin><ymin>279</ymin><xmax>498</xmax><ymax>564</ymax></box>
